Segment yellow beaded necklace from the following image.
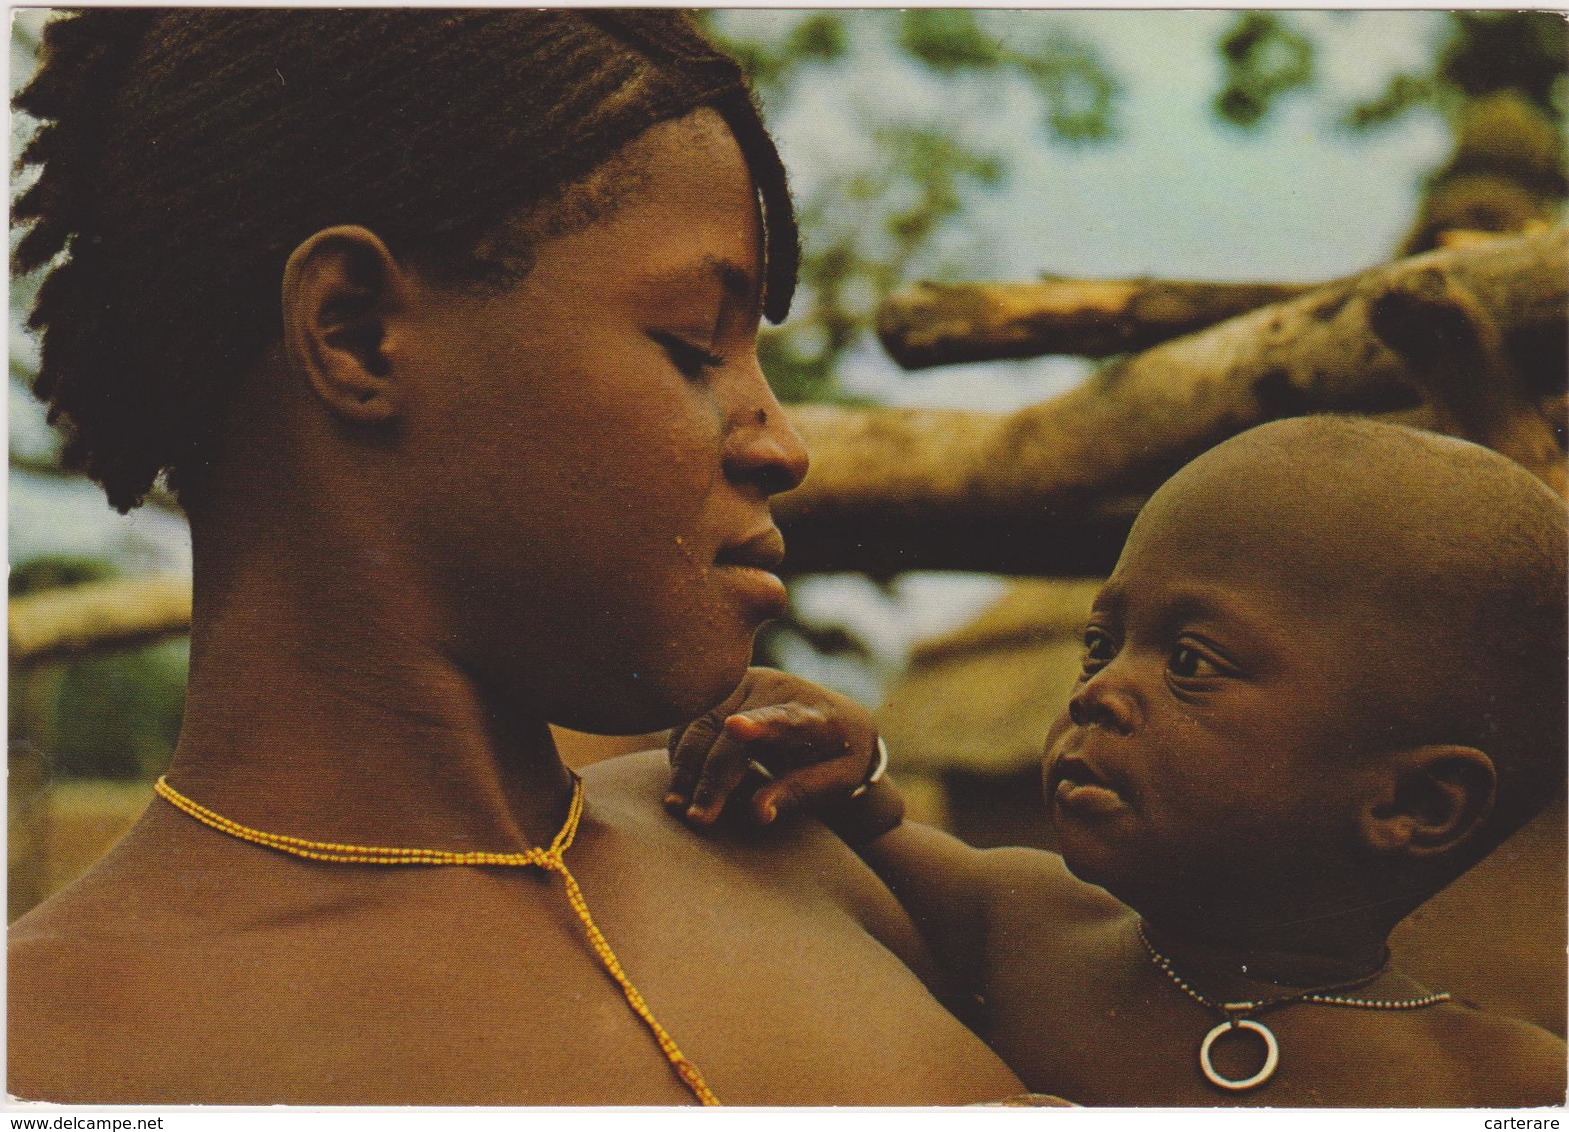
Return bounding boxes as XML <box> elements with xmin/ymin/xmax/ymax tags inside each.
<box><xmin>153</xmin><ymin>773</ymin><xmax>720</xmax><ymax>1106</ymax></box>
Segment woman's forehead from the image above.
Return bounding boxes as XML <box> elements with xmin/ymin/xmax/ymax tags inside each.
<box><xmin>534</xmin><ymin>114</ymin><xmax>763</xmax><ymax>301</ymax></box>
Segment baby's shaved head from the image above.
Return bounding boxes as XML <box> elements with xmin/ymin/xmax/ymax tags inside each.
<box><xmin>1134</xmin><ymin>416</ymin><xmax>1567</xmax><ymax>854</ymax></box>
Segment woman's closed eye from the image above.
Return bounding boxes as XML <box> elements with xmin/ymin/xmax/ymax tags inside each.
<box><xmin>652</xmin><ymin>331</ymin><xmax>723</xmax><ymax>381</ymax></box>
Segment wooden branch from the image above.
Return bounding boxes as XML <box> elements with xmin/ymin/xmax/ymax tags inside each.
<box><xmin>877</xmin><ymin>277</ymin><xmax>1315</xmax><ymax>368</ymax></box>
<box><xmin>10</xmin><ymin>575</ymin><xmax>192</xmax><ymax>665</ymax></box>
<box><xmin>1369</xmin><ymin>261</ymin><xmax>1569</xmax><ymax>498</ymax></box>
<box><xmin>10</xmin><ymin>451</ymin><xmax>73</xmax><ymax>479</ymax></box>
<box><xmin>779</xmin><ymin>228</ymin><xmax>1568</xmax><ymax>575</ymax></box>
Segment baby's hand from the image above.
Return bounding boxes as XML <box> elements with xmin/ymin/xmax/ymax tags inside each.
<box><xmin>665</xmin><ymin>667</ymin><xmax>882</xmax><ymax>828</ymax></box>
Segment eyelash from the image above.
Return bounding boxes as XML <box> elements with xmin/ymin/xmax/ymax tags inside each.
<box><xmin>652</xmin><ymin>332</ymin><xmax>723</xmax><ymax>381</ymax></box>
<box><xmin>1168</xmin><ymin>643</ymin><xmax>1225</xmax><ymax>681</ymax></box>
<box><xmin>1080</xmin><ymin>626</ymin><xmax>1117</xmax><ymax>677</ymax></box>
<box><xmin>1079</xmin><ymin>627</ymin><xmax>1231</xmax><ymax>682</ymax></box>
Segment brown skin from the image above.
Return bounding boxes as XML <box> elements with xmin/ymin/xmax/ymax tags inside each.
<box><xmin>671</xmin><ymin>424</ymin><xmax>1567</xmax><ymax>1106</ymax></box>
<box><xmin>8</xmin><ymin>112</ymin><xmax>1023</xmax><ymax>1106</ymax></box>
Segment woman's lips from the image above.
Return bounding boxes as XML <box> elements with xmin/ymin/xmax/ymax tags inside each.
<box><xmin>716</xmin><ymin>563</ymin><xmax>789</xmax><ymax>620</ymax></box>
<box><xmin>716</xmin><ymin>526</ymin><xmax>786</xmax><ymax>572</ymax></box>
<box><xmin>714</xmin><ymin>527</ymin><xmax>789</xmax><ymax>620</ymax></box>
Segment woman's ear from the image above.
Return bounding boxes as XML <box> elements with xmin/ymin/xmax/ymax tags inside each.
<box><xmin>281</xmin><ymin>226</ymin><xmax>412</xmax><ymax>424</ymax></box>
<box><xmin>1360</xmin><ymin>745</ymin><xmax>1496</xmax><ymax>859</ymax></box>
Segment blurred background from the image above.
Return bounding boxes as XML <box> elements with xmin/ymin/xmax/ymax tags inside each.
<box><xmin>10</xmin><ymin>9</ymin><xmax>1567</xmax><ymax>1031</ymax></box>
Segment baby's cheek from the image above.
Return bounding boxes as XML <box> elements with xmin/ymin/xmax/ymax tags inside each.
<box><xmin>1042</xmin><ymin>711</ymin><xmax>1073</xmax><ymax>758</ymax></box>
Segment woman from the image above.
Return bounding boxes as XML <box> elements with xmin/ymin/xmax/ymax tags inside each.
<box><xmin>8</xmin><ymin>11</ymin><xmax>1023</xmax><ymax>1106</ymax></box>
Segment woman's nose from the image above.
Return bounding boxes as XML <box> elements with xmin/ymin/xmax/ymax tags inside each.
<box><xmin>1067</xmin><ymin>665</ymin><xmax>1139</xmax><ymax>735</ymax></box>
<box><xmin>723</xmin><ymin>369</ymin><xmax>809</xmax><ymax>496</ymax></box>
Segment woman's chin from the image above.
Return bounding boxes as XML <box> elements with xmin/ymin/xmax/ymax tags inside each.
<box><xmin>551</xmin><ymin>659</ymin><xmax>749</xmax><ymax>738</ymax></box>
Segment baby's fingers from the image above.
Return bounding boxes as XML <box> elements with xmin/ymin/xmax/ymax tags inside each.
<box><xmin>666</xmin><ymin>714</ymin><xmax>723</xmax><ymax>815</ymax></box>
<box><xmin>684</xmin><ymin>728</ymin><xmax>754</xmax><ymax>826</ymax></box>
<box><xmin>722</xmin><ymin>702</ymin><xmax>831</xmax><ymax>747</ymax></box>
<box><xmin>682</xmin><ymin>703</ymin><xmax>829</xmax><ymax>825</ymax></box>
<box><xmin>751</xmin><ymin>756</ymin><xmax>869</xmax><ymax>825</ymax></box>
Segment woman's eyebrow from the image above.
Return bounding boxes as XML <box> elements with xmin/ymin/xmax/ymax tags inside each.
<box><xmin>642</xmin><ymin>255</ymin><xmax>756</xmax><ymax>298</ymax></box>
<box><xmin>707</xmin><ymin>256</ymin><xmax>757</xmax><ymax>304</ymax></box>
<box><xmin>640</xmin><ymin>255</ymin><xmax>760</xmax><ymax>341</ymax></box>
<box><xmin>650</xmin><ymin>255</ymin><xmax>759</xmax><ymax>310</ymax></box>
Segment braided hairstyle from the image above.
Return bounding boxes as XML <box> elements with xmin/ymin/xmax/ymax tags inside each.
<box><xmin>13</xmin><ymin>10</ymin><xmax>798</xmax><ymax>512</ymax></box>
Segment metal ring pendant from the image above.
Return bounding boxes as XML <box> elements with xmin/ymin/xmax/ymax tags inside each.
<box><xmin>1198</xmin><ymin>1018</ymin><xmax>1279</xmax><ymax>1092</ymax></box>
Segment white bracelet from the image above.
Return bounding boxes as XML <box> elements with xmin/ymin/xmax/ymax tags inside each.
<box><xmin>848</xmin><ymin>736</ymin><xmax>889</xmax><ymax>799</ymax></box>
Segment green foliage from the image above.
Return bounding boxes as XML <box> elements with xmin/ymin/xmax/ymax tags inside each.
<box><xmin>787</xmin><ymin>12</ymin><xmax>848</xmax><ymax>66</ymax></box>
<box><xmin>1347</xmin><ymin>11</ymin><xmax>1569</xmax><ymax>132</ymax></box>
<box><xmin>10</xmin><ymin>556</ymin><xmax>187</xmax><ymax>781</ymax></box>
<box><xmin>1344</xmin><ymin>74</ymin><xmax>1439</xmax><ymax>131</ymax></box>
<box><xmin>703</xmin><ymin>12</ymin><xmax>1122</xmax><ymax>402</ymax></box>
<box><xmin>1019</xmin><ymin>39</ymin><xmax>1121</xmax><ymax>144</ymax></box>
<box><xmin>1214</xmin><ymin>12</ymin><xmax>1315</xmax><ymax>129</ymax></box>
<box><xmin>898</xmin><ymin>11</ymin><xmax>1117</xmax><ymax>143</ymax></box>
<box><xmin>690</xmin><ymin>10</ymin><xmax>845</xmax><ymax>89</ymax></box>
<box><xmin>1207</xmin><ymin>10</ymin><xmax>1568</xmax><ymax>137</ymax></box>
<box><xmin>899</xmin><ymin>10</ymin><xmax>1003</xmax><ymax>73</ymax></box>
<box><xmin>695</xmin><ymin>11</ymin><xmax>849</xmax><ymax>88</ymax></box>
<box><xmin>33</xmin><ymin>638</ymin><xmax>188</xmax><ymax>780</ymax></box>
<box><xmin>759</xmin><ymin>124</ymin><xmax>1012</xmax><ymax>404</ymax></box>
<box><xmin>10</xmin><ymin>555</ymin><xmax>117</xmax><ymax>596</ymax></box>
<box><xmin>1442</xmin><ymin>12</ymin><xmax>1566</xmax><ymax>112</ymax></box>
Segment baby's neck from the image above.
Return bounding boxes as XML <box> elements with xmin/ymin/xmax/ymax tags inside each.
<box><xmin>1137</xmin><ymin>915</ymin><xmax>1395</xmax><ymax>995</ymax></box>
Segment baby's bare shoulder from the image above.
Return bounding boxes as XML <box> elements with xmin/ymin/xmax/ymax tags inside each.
<box><xmin>1426</xmin><ymin>1004</ymin><xmax>1567</xmax><ymax>1106</ymax></box>
<box><xmin>977</xmin><ymin>845</ymin><xmax>1124</xmax><ymax>927</ymax></box>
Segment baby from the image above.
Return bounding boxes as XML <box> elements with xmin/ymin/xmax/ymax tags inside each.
<box><xmin>667</xmin><ymin>416</ymin><xmax>1568</xmax><ymax>1106</ymax></box>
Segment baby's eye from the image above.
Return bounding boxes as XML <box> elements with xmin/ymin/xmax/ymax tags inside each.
<box><xmin>1168</xmin><ymin>644</ymin><xmax>1223</xmax><ymax>680</ymax></box>
<box><xmin>1081</xmin><ymin>626</ymin><xmax>1118</xmax><ymax>675</ymax></box>
<box><xmin>652</xmin><ymin>332</ymin><xmax>723</xmax><ymax>381</ymax></box>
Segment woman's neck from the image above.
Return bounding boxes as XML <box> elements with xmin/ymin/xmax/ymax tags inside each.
<box><xmin>168</xmin><ymin>533</ymin><xmax>575</xmax><ymax>854</ymax></box>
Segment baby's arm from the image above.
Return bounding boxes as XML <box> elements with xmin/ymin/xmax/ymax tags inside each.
<box><xmin>666</xmin><ymin>668</ymin><xmax>997</xmax><ymax>1002</ymax></box>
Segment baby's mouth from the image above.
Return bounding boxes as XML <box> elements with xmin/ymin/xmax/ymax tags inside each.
<box><xmin>1049</xmin><ymin>753</ymin><xmax>1127</xmax><ymax>818</ymax></box>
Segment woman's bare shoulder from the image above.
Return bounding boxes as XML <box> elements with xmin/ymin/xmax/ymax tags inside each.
<box><xmin>577</xmin><ymin>746</ymin><xmax>678</xmax><ymax>796</ymax></box>
<box><xmin>10</xmin><ymin>818</ymin><xmax>170</xmax><ymax>953</ymax></box>
<box><xmin>8</xmin><ymin>847</ymin><xmax>176</xmax><ymax>1101</ymax></box>
<box><xmin>583</xmin><ymin>748</ymin><xmax>911</xmax><ymax>889</ymax></box>
<box><xmin>581</xmin><ymin>750</ymin><xmax>951</xmax><ymax>975</ymax></box>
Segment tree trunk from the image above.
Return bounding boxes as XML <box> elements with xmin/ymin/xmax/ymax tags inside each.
<box><xmin>10</xmin><ymin>576</ymin><xmax>192</xmax><ymax>665</ymax></box>
<box><xmin>779</xmin><ymin>227</ymin><xmax>1567</xmax><ymax>575</ymax></box>
<box><xmin>878</xmin><ymin>277</ymin><xmax>1314</xmax><ymax>368</ymax></box>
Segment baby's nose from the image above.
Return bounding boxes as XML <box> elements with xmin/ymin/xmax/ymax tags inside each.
<box><xmin>1067</xmin><ymin>669</ymin><xmax>1138</xmax><ymax>735</ymax></box>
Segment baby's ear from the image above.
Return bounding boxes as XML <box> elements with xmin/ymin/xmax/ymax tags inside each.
<box><xmin>1359</xmin><ymin>746</ymin><xmax>1496</xmax><ymax>859</ymax></box>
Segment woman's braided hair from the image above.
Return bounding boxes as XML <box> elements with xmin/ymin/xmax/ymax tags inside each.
<box><xmin>13</xmin><ymin>9</ymin><xmax>798</xmax><ymax>512</ymax></box>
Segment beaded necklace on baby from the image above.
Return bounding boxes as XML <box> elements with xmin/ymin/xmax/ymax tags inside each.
<box><xmin>154</xmin><ymin>773</ymin><xmax>720</xmax><ymax>1106</ymax></box>
<box><xmin>1137</xmin><ymin>922</ymin><xmax>1450</xmax><ymax>1092</ymax></box>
